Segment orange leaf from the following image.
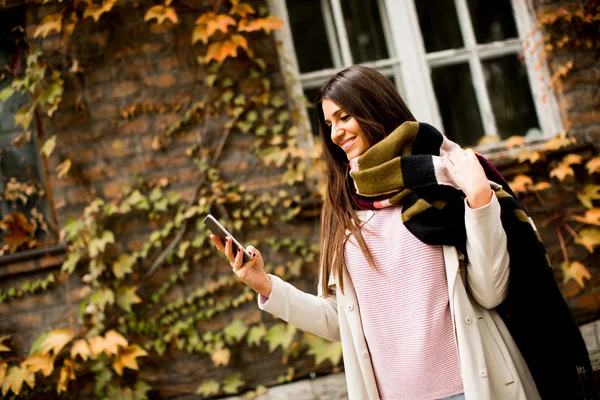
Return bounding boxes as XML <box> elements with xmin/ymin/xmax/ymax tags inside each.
<box><xmin>204</xmin><ymin>34</ymin><xmax>248</xmax><ymax>64</ymax></box>
<box><xmin>88</xmin><ymin>336</ymin><xmax>105</xmax><ymax>356</ymax></box>
<box><xmin>509</xmin><ymin>175</ymin><xmax>533</xmax><ymax>193</ymax></box>
<box><xmin>0</xmin><ymin>212</ymin><xmax>36</xmax><ymax>251</ymax></box>
<box><xmin>230</xmin><ymin>2</ymin><xmax>255</xmax><ymax>17</ymax></box>
<box><xmin>532</xmin><ymin>181</ymin><xmax>552</xmax><ymax>191</ymax></box>
<box><xmin>39</xmin><ymin>329</ymin><xmax>74</xmax><ymax>356</ymax></box>
<box><xmin>1</xmin><ymin>365</ymin><xmax>35</xmax><ymax>396</ymax></box>
<box><xmin>585</xmin><ymin>157</ymin><xmax>600</xmax><ymax>174</ymax></box>
<box><xmin>574</xmin><ymin>208</ymin><xmax>600</xmax><ymax>225</ymax></box>
<box><xmin>34</xmin><ymin>14</ymin><xmax>63</xmax><ymax>38</ymax></box>
<box><xmin>238</xmin><ymin>16</ymin><xmax>283</xmax><ymax>33</ymax></box>
<box><xmin>550</xmin><ymin>163</ymin><xmax>574</xmax><ymax>181</ymax></box>
<box><xmin>193</xmin><ymin>13</ymin><xmax>236</xmax><ymax>44</ymax></box>
<box><xmin>562</xmin><ymin>261</ymin><xmax>591</xmax><ymax>288</ymax></box>
<box><xmin>211</xmin><ymin>347</ymin><xmax>231</xmax><ymax>366</ymax></box>
<box><xmin>103</xmin><ymin>330</ymin><xmax>128</xmax><ymax>356</ymax></box>
<box><xmin>504</xmin><ymin>136</ymin><xmax>525</xmax><ymax>150</ymax></box>
<box><xmin>562</xmin><ymin>153</ymin><xmax>582</xmax><ymax>165</ymax></box>
<box><xmin>575</xmin><ymin>227</ymin><xmax>600</xmax><ymax>253</ymax></box>
<box><xmin>112</xmin><ymin>344</ymin><xmax>147</xmax><ymax>376</ymax></box>
<box><xmin>578</xmin><ymin>185</ymin><xmax>600</xmax><ymax>208</ymax></box>
<box><xmin>144</xmin><ymin>5</ymin><xmax>178</xmax><ymax>25</ymax></box>
<box><xmin>83</xmin><ymin>0</ymin><xmax>116</xmax><ymax>22</ymax></box>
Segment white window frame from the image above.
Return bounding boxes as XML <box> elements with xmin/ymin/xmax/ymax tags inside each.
<box><xmin>270</xmin><ymin>0</ymin><xmax>562</xmax><ymax>145</ymax></box>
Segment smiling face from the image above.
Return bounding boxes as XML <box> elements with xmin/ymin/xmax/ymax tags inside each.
<box><xmin>322</xmin><ymin>98</ymin><xmax>370</xmax><ymax>161</ymax></box>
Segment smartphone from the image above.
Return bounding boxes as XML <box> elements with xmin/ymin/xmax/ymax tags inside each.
<box><xmin>203</xmin><ymin>214</ymin><xmax>252</xmax><ymax>262</ymax></box>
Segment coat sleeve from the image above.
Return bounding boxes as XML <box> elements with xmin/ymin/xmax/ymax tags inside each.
<box><xmin>464</xmin><ymin>192</ymin><xmax>510</xmax><ymax>309</ymax></box>
<box><xmin>257</xmin><ymin>274</ymin><xmax>341</xmax><ymax>342</ymax></box>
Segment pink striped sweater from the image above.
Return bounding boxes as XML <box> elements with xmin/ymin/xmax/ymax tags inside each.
<box><xmin>343</xmin><ymin>206</ymin><xmax>463</xmax><ymax>399</ymax></box>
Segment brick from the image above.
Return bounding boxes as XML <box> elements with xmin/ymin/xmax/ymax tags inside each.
<box><xmin>111</xmin><ymin>81</ymin><xmax>140</xmax><ymax>99</ymax></box>
<box><xmin>38</xmin><ymin>254</ymin><xmax>66</xmax><ymax>269</ymax></box>
<box><xmin>0</xmin><ymin>292</ymin><xmax>58</xmax><ymax>314</ymax></box>
<box><xmin>102</xmin><ymin>180</ymin><xmax>132</xmax><ymax>199</ymax></box>
<box><xmin>66</xmin><ymin>187</ymin><xmax>94</xmax><ymax>205</ymax></box>
<box><xmin>118</xmin><ymin>118</ymin><xmax>149</xmax><ymax>135</ymax></box>
<box><xmin>68</xmin><ymin>147</ymin><xmax>95</xmax><ymax>163</ymax></box>
<box><xmin>93</xmin><ymin>104</ymin><xmax>118</xmax><ymax>120</ymax></box>
<box><xmin>144</xmin><ymin>73</ymin><xmax>176</xmax><ymax>88</ymax></box>
<box><xmin>16</xmin><ymin>312</ymin><xmax>43</xmax><ymax>327</ymax></box>
<box><xmin>558</xmin><ymin>69</ymin><xmax>600</xmax><ymax>92</ymax></box>
<box><xmin>81</xmin><ymin>163</ymin><xmax>118</xmax><ymax>182</ymax></box>
<box><xmin>156</xmin><ymin>55</ymin><xmax>181</xmax><ymax>70</ymax></box>
<box><xmin>5</xmin><ymin>259</ymin><xmax>38</xmax><ymax>276</ymax></box>
<box><xmin>569</xmin><ymin>110</ymin><xmax>600</xmax><ymax>127</ymax></box>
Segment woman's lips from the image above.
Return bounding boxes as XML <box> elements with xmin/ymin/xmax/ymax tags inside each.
<box><xmin>341</xmin><ymin>137</ymin><xmax>356</xmax><ymax>152</ymax></box>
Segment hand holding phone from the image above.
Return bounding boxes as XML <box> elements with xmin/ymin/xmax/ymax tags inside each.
<box><xmin>203</xmin><ymin>214</ymin><xmax>252</xmax><ymax>262</ymax></box>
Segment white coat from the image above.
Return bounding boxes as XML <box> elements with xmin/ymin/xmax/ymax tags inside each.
<box><xmin>259</xmin><ymin>195</ymin><xmax>541</xmax><ymax>400</ymax></box>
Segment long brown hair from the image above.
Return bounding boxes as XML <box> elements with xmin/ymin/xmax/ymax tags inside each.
<box><xmin>316</xmin><ymin>65</ymin><xmax>416</xmax><ymax>296</ymax></box>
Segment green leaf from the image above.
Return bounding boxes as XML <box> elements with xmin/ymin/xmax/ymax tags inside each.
<box><xmin>30</xmin><ymin>332</ymin><xmax>50</xmax><ymax>354</ymax></box>
<box><xmin>113</xmin><ymin>254</ymin><xmax>136</xmax><ymax>279</ymax></box>
<box><xmin>177</xmin><ymin>241</ymin><xmax>190</xmax><ymax>258</ymax></box>
<box><xmin>40</xmin><ymin>135</ymin><xmax>57</xmax><ymax>157</ymax></box>
<box><xmin>15</xmin><ymin>106</ymin><xmax>33</xmax><ymax>130</ymax></box>
<box><xmin>61</xmin><ymin>251</ymin><xmax>82</xmax><ymax>274</ymax></box>
<box><xmin>0</xmin><ymin>86</ymin><xmax>14</xmax><ymax>102</ymax></box>
<box><xmin>149</xmin><ymin>187</ymin><xmax>163</xmax><ymax>202</ymax></box>
<box><xmin>302</xmin><ymin>333</ymin><xmax>342</xmax><ymax>366</ymax></box>
<box><xmin>127</xmin><ymin>191</ymin><xmax>150</xmax><ymax>210</ymax></box>
<box><xmin>222</xmin><ymin>372</ymin><xmax>245</xmax><ymax>394</ymax></box>
<box><xmin>224</xmin><ymin>320</ymin><xmax>249</xmax><ymax>344</ymax></box>
<box><xmin>264</xmin><ymin>323</ymin><xmax>296</xmax><ymax>353</ymax></box>
<box><xmin>246</xmin><ymin>323</ymin><xmax>266</xmax><ymax>346</ymax></box>
<box><xmin>116</xmin><ymin>286</ymin><xmax>142</xmax><ymax>312</ymax></box>
<box><xmin>196</xmin><ymin>380</ymin><xmax>220</xmax><ymax>396</ymax></box>
<box><xmin>167</xmin><ymin>191</ymin><xmax>181</xmax><ymax>205</ymax></box>
<box><xmin>89</xmin><ymin>287</ymin><xmax>115</xmax><ymax>312</ymax></box>
<box><xmin>89</xmin><ymin>231</ymin><xmax>115</xmax><ymax>258</ymax></box>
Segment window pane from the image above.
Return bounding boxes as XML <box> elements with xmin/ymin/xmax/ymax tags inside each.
<box><xmin>304</xmin><ymin>87</ymin><xmax>321</xmax><ymax>136</ymax></box>
<box><xmin>341</xmin><ymin>0</ymin><xmax>389</xmax><ymax>63</ymax></box>
<box><xmin>431</xmin><ymin>63</ymin><xmax>484</xmax><ymax>146</ymax></box>
<box><xmin>287</xmin><ymin>0</ymin><xmax>335</xmax><ymax>73</ymax></box>
<box><xmin>467</xmin><ymin>0</ymin><xmax>518</xmax><ymax>44</ymax></box>
<box><xmin>415</xmin><ymin>0</ymin><xmax>463</xmax><ymax>53</ymax></box>
<box><xmin>483</xmin><ymin>54</ymin><xmax>540</xmax><ymax>140</ymax></box>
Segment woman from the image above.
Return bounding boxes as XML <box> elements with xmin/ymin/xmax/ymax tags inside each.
<box><xmin>210</xmin><ymin>66</ymin><xmax>595</xmax><ymax>400</ymax></box>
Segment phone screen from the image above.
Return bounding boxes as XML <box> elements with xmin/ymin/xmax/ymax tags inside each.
<box><xmin>203</xmin><ymin>214</ymin><xmax>252</xmax><ymax>262</ymax></box>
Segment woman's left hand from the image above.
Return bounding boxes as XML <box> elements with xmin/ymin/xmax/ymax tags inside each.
<box><xmin>443</xmin><ymin>148</ymin><xmax>493</xmax><ymax>208</ymax></box>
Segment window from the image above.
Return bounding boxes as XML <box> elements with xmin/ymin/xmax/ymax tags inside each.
<box><xmin>274</xmin><ymin>0</ymin><xmax>561</xmax><ymax>147</ymax></box>
<box><xmin>0</xmin><ymin>5</ymin><xmax>55</xmax><ymax>254</ymax></box>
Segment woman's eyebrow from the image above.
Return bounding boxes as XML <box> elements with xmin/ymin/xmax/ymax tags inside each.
<box><xmin>324</xmin><ymin>108</ymin><xmax>343</xmax><ymax>124</ymax></box>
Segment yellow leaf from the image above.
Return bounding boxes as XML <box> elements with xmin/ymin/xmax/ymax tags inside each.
<box><xmin>578</xmin><ymin>185</ymin><xmax>600</xmax><ymax>209</ymax></box>
<box><xmin>39</xmin><ymin>328</ymin><xmax>74</xmax><ymax>356</ymax></box>
<box><xmin>112</xmin><ymin>344</ymin><xmax>148</xmax><ymax>376</ymax></box>
<box><xmin>542</xmin><ymin>134</ymin><xmax>575</xmax><ymax>151</ymax></box>
<box><xmin>70</xmin><ymin>339</ymin><xmax>91</xmax><ymax>361</ymax></box>
<box><xmin>0</xmin><ymin>335</ymin><xmax>10</xmax><ymax>352</ymax></box>
<box><xmin>531</xmin><ymin>181</ymin><xmax>551</xmax><ymax>191</ymax></box>
<box><xmin>83</xmin><ymin>0</ymin><xmax>116</xmax><ymax>22</ymax></box>
<box><xmin>562</xmin><ymin>261</ymin><xmax>592</xmax><ymax>288</ymax></box>
<box><xmin>211</xmin><ymin>347</ymin><xmax>231</xmax><ymax>366</ymax></box>
<box><xmin>517</xmin><ymin>149</ymin><xmax>542</xmax><ymax>164</ymax></box>
<box><xmin>57</xmin><ymin>359</ymin><xmax>76</xmax><ymax>394</ymax></box>
<box><xmin>88</xmin><ymin>336</ymin><xmax>105</xmax><ymax>356</ymax></box>
<box><xmin>103</xmin><ymin>329</ymin><xmax>128</xmax><ymax>356</ymax></box>
<box><xmin>509</xmin><ymin>174</ymin><xmax>533</xmax><ymax>193</ymax></box>
<box><xmin>0</xmin><ymin>363</ymin><xmax>6</xmax><ymax>384</ymax></box>
<box><xmin>238</xmin><ymin>16</ymin><xmax>283</xmax><ymax>33</ymax></box>
<box><xmin>23</xmin><ymin>352</ymin><xmax>55</xmax><ymax>377</ymax></box>
<box><xmin>40</xmin><ymin>135</ymin><xmax>57</xmax><ymax>157</ymax></box>
<box><xmin>144</xmin><ymin>5</ymin><xmax>178</xmax><ymax>25</ymax></box>
<box><xmin>1</xmin><ymin>365</ymin><xmax>35</xmax><ymax>396</ymax></box>
<box><xmin>56</xmin><ymin>159</ymin><xmax>72</xmax><ymax>178</ymax></box>
<box><xmin>504</xmin><ymin>135</ymin><xmax>525</xmax><ymax>149</ymax></box>
<box><xmin>586</xmin><ymin>157</ymin><xmax>600</xmax><ymax>174</ymax></box>
<box><xmin>574</xmin><ymin>208</ymin><xmax>600</xmax><ymax>226</ymax></box>
<box><xmin>193</xmin><ymin>13</ymin><xmax>236</xmax><ymax>44</ymax></box>
<box><xmin>34</xmin><ymin>14</ymin><xmax>63</xmax><ymax>38</ymax></box>
<box><xmin>196</xmin><ymin>380</ymin><xmax>220</xmax><ymax>396</ymax></box>
<box><xmin>549</xmin><ymin>163</ymin><xmax>574</xmax><ymax>181</ymax></box>
<box><xmin>575</xmin><ymin>228</ymin><xmax>600</xmax><ymax>253</ymax></box>
<box><xmin>562</xmin><ymin>153</ymin><xmax>582</xmax><ymax>165</ymax></box>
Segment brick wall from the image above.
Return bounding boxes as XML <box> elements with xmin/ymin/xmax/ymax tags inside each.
<box><xmin>0</xmin><ymin>0</ymin><xmax>599</xmax><ymax>398</ymax></box>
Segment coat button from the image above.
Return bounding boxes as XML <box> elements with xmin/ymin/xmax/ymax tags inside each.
<box><xmin>465</xmin><ymin>316</ymin><xmax>472</xmax><ymax>325</ymax></box>
<box><xmin>479</xmin><ymin>368</ymin><xmax>488</xmax><ymax>378</ymax></box>
<box><xmin>346</xmin><ymin>304</ymin><xmax>354</xmax><ymax>312</ymax></box>
<box><xmin>361</xmin><ymin>350</ymin><xmax>369</xmax><ymax>358</ymax></box>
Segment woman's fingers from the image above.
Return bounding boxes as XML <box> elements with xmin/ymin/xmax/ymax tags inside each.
<box><xmin>209</xmin><ymin>234</ymin><xmax>225</xmax><ymax>252</ymax></box>
<box><xmin>246</xmin><ymin>245</ymin><xmax>261</xmax><ymax>259</ymax></box>
<box><xmin>232</xmin><ymin>247</ymin><xmax>244</xmax><ymax>273</ymax></box>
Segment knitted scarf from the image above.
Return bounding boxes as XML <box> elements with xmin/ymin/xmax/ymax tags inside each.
<box><xmin>349</xmin><ymin>121</ymin><xmax>597</xmax><ymax>399</ymax></box>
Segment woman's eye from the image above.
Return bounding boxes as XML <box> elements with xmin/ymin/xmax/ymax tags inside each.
<box><xmin>341</xmin><ymin>114</ymin><xmax>350</xmax><ymax>121</ymax></box>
